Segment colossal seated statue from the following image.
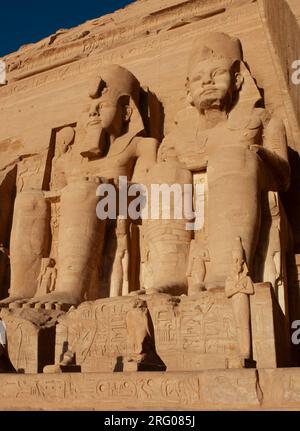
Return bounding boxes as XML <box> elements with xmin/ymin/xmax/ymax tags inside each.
<box><xmin>0</xmin><ymin>65</ymin><xmax>158</xmax><ymax>309</ymax></box>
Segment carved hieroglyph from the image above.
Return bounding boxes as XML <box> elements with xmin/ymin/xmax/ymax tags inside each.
<box><xmin>53</xmin><ymin>283</ymin><xmax>285</xmax><ymax>373</ymax></box>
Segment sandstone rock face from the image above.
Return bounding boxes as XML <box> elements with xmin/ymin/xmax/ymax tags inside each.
<box><xmin>0</xmin><ymin>0</ymin><xmax>299</xmax><ymax>410</ymax></box>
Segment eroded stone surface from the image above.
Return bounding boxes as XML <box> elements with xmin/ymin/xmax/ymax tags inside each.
<box><xmin>0</xmin><ymin>368</ymin><xmax>298</xmax><ymax>410</ymax></box>
<box><xmin>0</xmin><ymin>308</ymin><xmax>62</xmax><ymax>373</ymax></box>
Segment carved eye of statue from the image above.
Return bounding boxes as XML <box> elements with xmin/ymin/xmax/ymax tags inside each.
<box><xmin>212</xmin><ymin>69</ymin><xmax>227</xmax><ymax>78</ymax></box>
<box><xmin>98</xmin><ymin>101</ymin><xmax>115</xmax><ymax>110</ymax></box>
<box><xmin>191</xmin><ymin>73</ymin><xmax>203</xmax><ymax>83</ymax></box>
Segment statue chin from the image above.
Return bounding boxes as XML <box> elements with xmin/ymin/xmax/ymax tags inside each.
<box><xmin>198</xmin><ymin>96</ymin><xmax>222</xmax><ymax>111</ymax></box>
<box><xmin>81</xmin><ymin>126</ymin><xmax>107</xmax><ymax>159</ymax></box>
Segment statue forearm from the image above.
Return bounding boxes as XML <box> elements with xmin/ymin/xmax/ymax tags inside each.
<box><xmin>251</xmin><ymin>145</ymin><xmax>290</xmax><ymax>191</ymax></box>
<box><xmin>132</xmin><ymin>137</ymin><xmax>159</xmax><ymax>182</ymax></box>
<box><xmin>258</xmin><ymin>116</ymin><xmax>290</xmax><ymax>191</ymax></box>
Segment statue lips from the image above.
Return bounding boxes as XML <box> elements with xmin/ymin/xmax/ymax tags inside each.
<box><xmin>87</xmin><ymin>119</ymin><xmax>102</xmax><ymax>127</ymax></box>
<box><xmin>201</xmin><ymin>87</ymin><xmax>218</xmax><ymax>96</ymax></box>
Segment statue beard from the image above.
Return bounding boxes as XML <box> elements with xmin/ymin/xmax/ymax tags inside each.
<box><xmin>199</xmin><ymin>96</ymin><xmax>222</xmax><ymax>111</ymax></box>
<box><xmin>198</xmin><ymin>92</ymin><xmax>232</xmax><ymax>114</ymax></box>
<box><xmin>81</xmin><ymin>124</ymin><xmax>110</xmax><ymax>159</ymax></box>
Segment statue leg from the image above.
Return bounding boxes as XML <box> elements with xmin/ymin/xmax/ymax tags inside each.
<box><xmin>110</xmin><ymin>255</ymin><xmax>123</xmax><ymax>297</ymax></box>
<box><xmin>231</xmin><ymin>292</ymin><xmax>251</xmax><ymax>359</ymax></box>
<box><xmin>0</xmin><ymin>190</ymin><xmax>50</xmax><ymax>305</ymax></box>
<box><xmin>143</xmin><ymin>223</ymin><xmax>190</xmax><ymax>295</ymax></box>
<box><xmin>31</xmin><ymin>178</ymin><xmax>106</xmax><ymax>307</ymax></box>
<box><xmin>207</xmin><ymin>177</ymin><xmax>260</xmax><ymax>288</ymax></box>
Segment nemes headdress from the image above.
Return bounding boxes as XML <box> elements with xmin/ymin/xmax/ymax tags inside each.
<box><xmin>88</xmin><ymin>64</ymin><xmax>141</xmax><ymax>108</ymax></box>
<box><xmin>188</xmin><ymin>32</ymin><xmax>243</xmax><ymax>73</ymax></box>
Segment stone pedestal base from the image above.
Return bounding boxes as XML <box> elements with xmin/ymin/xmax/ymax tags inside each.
<box><xmin>0</xmin><ymin>308</ymin><xmax>62</xmax><ymax>373</ymax></box>
<box><xmin>43</xmin><ymin>364</ymin><xmax>81</xmax><ymax>373</ymax></box>
<box><xmin>54</xmin><ymin>285</ymin><xmax>291</xmax><ymax>372</ymax></box>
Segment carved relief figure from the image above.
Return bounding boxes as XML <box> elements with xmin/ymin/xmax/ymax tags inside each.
<box><xmin>140</xmin><ymin>242</ymin><xmax>152</xmax><ymax>293</ymax></box>
<box><xmin>263</xmin><ymin>192</ymin><xmax>290</xmax><ymax>312</ymax></box>
<box><xmin>225</xmin><ymin>237</ymin><xmax>254</xmax><ymax>361</ymax></box>
<box><xmin>47</xmin><ymin>126</ymin><xmax>76</xmax><ymax>264</ymax></box>
<box><xmin>126</xmin><ymin>299</ymin><xmax>151</xmax><ymax>363</ymax></box>
<box><xmin>50</xmin><ymin>126</ymin><xmax>75</xmax><ymax>192</ymax></box>
<box><xmin>186</xmin><ymin>239</ymin><xmax>209</xmax><ymax>294</ymax></box>
<box><xmin>125</xmin><ymin>298</ymin><xmax>165</xmax><ymax>370</ymax></box>
<box><xmin>36</xmin><ymin>258</ymin><xmax>57</xmax><ymax>296</ymax></box>
<box><xmin>110</xmin><ymin>218</ymin><xmax>129</xmax><ymax>297</ymax></box>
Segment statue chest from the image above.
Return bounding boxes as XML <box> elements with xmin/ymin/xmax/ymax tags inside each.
<box><xmin>204</xmin><ymin>124</ymin><xmax>262</xmax><ymax>177</ymax></box>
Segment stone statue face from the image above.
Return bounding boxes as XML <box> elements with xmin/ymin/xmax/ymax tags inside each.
<box><xmin>49</xmin><ymin>258</ymin><xmax>55</xmax><ymax>268</ymax></box>
<box><xmin>87</xmin><ymin>93</ymin><xmax>130</xmax><ymax>138</ymax></box>
<box><xmin>187</xmin><ymin>57</ymin><xmax>235</xmax><ymax>111</ymax></box>
<box><xmin>233</xmin><ymin>253</ymin><xmax>244</xmax><ymax>275</ymax></box>
<box><xmin>82</xmin><ymin>88</ymin><xmax>133</xmax><ymax>158</ymax></box>
<box><xmin>56</xmin><ymin>127</ymin><xmax>75</xmax><ymax>157</ymax></box>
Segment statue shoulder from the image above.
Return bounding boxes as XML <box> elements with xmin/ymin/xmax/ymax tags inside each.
<box><xmin>134</xmin><ymin>136</ymin><xmax>159</xmax><ymax>157</ymax></box>
<box><xmin>228</xmin><ymin>107</ymin><xmax>267</xmax><ymax>130</ymax></box>
<box><xmin>255</xmin><ymin>108</ymin><xmax>286</xmax><ymax>132</ymax></box>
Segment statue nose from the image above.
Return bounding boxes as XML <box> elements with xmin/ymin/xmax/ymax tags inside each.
<box><xmin>201</xmin><ymin>72</ymin><xmax>213</xmax><ymax>85</ymax></box>
<box><xmin>89</xmin><ymin>102</ymin><xmax>100</xmax><ymax>117</ymax></box>
<box><xmin>89</xmin><ymin>108</ymin><xmax>99</xmax><ymax>117</ymax></box>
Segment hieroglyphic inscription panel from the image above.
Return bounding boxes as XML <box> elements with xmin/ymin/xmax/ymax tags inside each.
<box><xmin>56</xmin><ymin>292</ymin><xmax>240</xmax><ymax>372</ymax></box>
<box><xmin>0</xmin><ymin>369</ymin><xmax>262</xmax><ymax>410</ymax></box>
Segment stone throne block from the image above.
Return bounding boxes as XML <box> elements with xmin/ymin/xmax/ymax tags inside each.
<box><xmin>54</xmin><ymin>284</ymin><xmax>290</xmax><ymax>373</ymax></box>
<box><xmin>0</xmin><ymin>308</ymin><xmax>62</xmax><ymax>373</ymax></box>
